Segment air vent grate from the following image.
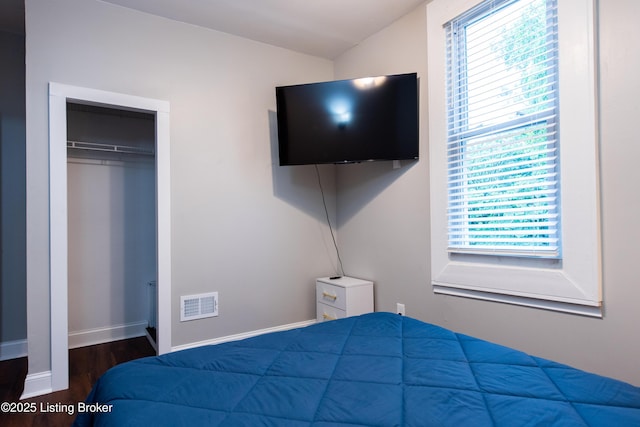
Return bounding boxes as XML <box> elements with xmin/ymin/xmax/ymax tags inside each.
<box><xmin>180</xmin><ymin>292</ymin><xmax>218</xmax><ymax>322</ymax></box>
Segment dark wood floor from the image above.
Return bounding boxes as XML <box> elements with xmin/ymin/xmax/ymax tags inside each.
<box><xmin>0</xmin><ymin>337</ymin><xmax>155</xmax><ymax>427</ymax></box>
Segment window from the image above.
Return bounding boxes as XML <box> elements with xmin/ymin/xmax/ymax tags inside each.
<box><xmin>447</xmin><ymin>0</ymin><xmax>560</xmax><ymax>258</ymax></box>
<box><xmin>427</xmin><ymin>0</ymin><xmax>601</xmax><ymax>316</ymax></box>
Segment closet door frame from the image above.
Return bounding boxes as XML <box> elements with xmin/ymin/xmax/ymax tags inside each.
<box><xmin>48</xmin><ymin>82</ymin><xmax>171</xmax><ymax>392</ymax></box>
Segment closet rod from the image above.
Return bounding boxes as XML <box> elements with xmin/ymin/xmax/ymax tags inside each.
<box><xmin>67</xmin><ymin>140</ymin><xmax>155</xmax><ymax>156</ymax></box>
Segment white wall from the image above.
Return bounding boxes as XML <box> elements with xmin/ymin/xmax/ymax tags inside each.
<box><xmin>25</xmin><ymin>0</ymin><xmax>336</xmax><ymax>376</ymax></box>
<box><xmin>334</xmin><ymin>5</ymin><xmax>432</xmax><ymax>324</ymax></box>
<box><xmin>334</xmin><ymin>0</ymin><xmax>640</xmax><ymax>386</ymax></box>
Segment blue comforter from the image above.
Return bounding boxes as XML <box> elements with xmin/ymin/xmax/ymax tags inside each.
<box><xmin>74</xmin><ymin>312</ymin><xmax>640</xmax><ymax>426</ymax></box>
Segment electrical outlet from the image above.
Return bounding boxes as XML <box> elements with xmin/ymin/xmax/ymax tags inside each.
<box><xmin>396</xmin><ymin>303</ymin><xmax>406</xmax><ymax>316</ymax></box>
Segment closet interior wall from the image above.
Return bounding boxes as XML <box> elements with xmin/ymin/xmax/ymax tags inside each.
<box><xmin>66</xmin><ymin>103</ymin><xmax>157</xmax><ymax>349</ymax></box>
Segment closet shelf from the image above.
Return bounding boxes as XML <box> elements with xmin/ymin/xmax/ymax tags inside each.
<box><xmin>67</xmin><ymin>140</ymin><xmax>155</xmax><ymax>156</ymax></box>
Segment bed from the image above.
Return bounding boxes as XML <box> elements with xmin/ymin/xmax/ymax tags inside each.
<box><xmin>73</xmin><ymin>312</ymin><xmax>640</xmax><ymax>426</ymax></box>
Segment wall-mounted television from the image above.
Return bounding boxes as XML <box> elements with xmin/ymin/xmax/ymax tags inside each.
<box><xmin>275</xmin><ymin>72</ymin><xmax>419</xmax><ymax>166</ymax></box>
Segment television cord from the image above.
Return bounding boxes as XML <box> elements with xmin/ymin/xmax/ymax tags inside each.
<box><xmin>315</xmin><ymin>164</ymin><xmax>345</xmax><ymax>277</ymax></box>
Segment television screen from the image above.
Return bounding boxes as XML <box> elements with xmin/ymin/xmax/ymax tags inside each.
<box><xmin>276</xmin><ymin>73</ymin><xmax>418</xmax><ymax>166</ymax></box>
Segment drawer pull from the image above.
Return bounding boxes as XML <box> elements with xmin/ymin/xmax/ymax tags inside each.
<box><xmin>322</xmin><ymin>291</ymin><xmax>337</xmax><ymax>301</ymax></box>
<box><xmin>323</xmin><ymin>313</ymin><xmax>337</xmax><ymax>321</ymax></box>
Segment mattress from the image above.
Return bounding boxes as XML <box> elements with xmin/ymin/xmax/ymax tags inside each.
<box><xmin>73</xmin><ymin>312</ymin><xmax>640</xmax><ymax>426</ymax></box>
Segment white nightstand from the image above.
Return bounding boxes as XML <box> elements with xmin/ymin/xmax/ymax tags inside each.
<box><xmin>316</xmin><ymin>276</ymin><xmax>374</xmax><ymax>322</ymax></box>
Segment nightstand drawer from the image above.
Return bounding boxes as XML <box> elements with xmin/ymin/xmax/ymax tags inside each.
<box><xmin>316</xmin><ymin>302</ymin><xmax>347</xmax><ymax>322</ymax></box>
<box><xmin>316</xmin><ymin>282</ymin><xmax>347</xmax><ymax>310</ymax></box>
<box><xmin>315</xmin><ymin>277</ymin><xmax>374</xmax><ymax>322</ymax></box>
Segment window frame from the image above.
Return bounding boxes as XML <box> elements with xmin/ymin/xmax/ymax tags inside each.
<box><xmin>427</xmin><ymin>0</ymin><xmax>601</xmax><ymax>316</ymax></box>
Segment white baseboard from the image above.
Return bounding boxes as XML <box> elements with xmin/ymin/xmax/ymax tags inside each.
<box><xmin>68</xmin><ymin>321</ymin><xmax>148</xmax><ymax>349</ymax></box>
<box><xmin>21</xmin><ymin>371</ymin><xmax>52</xmax><ymax>400</ymax></box>
<box><xmin>19</xmin><ymin>320</ymin><xmax>314</xmax><ymax>399</ymax></box>
<box><xmin>171</xmin><ymin>319</ymin><xmax>316</xmax><ymax>352</ymax></box>
<box><xmin>0</xmin><ymin>339</ymin><xmax>28</xmax><ymax>361</ymax></box>
<box><xmin>18</xmin><ymin>322</ymin><xmax>148</xmax><ymax>400</ymax></box>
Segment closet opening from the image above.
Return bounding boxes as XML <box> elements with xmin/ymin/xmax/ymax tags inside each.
<box><xmin>46</xmin><ymin>83</ymin><xmax>171</xmax><ymax>395</ymax></box>
<box><xmin>66</xmin><ymin>103</ymin><xmax>158</xmax><ymax>352</ymax></box>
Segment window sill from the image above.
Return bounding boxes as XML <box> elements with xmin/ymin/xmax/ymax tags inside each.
<box><xmin>433</xmin><ymin>282</ymin><xmax>602</xmax><ymax>318</ymax></box>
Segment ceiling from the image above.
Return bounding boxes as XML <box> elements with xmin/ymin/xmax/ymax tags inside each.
<box><xmin>1</xmin><ymin>0</ymin><xmax>427</xmax><ymax>58</ymax></box>
<box><xmin>100</xmin><ymin>0</ymin><xmax>427</xmax><ymax>59</ymax></box>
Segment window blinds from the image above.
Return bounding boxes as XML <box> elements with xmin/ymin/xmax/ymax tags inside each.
<box><xmin>445</xmin><ymin>0</ymin><xmax>560</xmax><ymax>257</ymax></box>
